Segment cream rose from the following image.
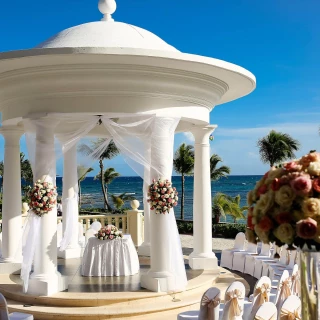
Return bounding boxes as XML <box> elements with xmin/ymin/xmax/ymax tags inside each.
<box><xmin>266</xmin><ymin>167</ymin><xmax>285</xmax><ymax>184</ymax></box>
<box><xmin>275</xmin><ymin>185</ymin><xmax>296</xmax><ymax>208</ymax></box>
<box><xmin>247</xmin><ymin>190</ymin><xmax>254</xmax><ymax>206</ymax></box>
<box><xmin>308</xmin><ymin>162</ymin><xmax>320</xmax><ymax>176</ymax></box>
<box><xmin>302</xmin><ymin>198</ymin><xmax>320</xmax><ymax>218</ymax></box>
<box><xmin>273</xmin><ymin>223</ymin><xmax>295</xmax><ymax>244</ymax></box>
<box><xmin>254</xmin><ymin>225</ymin><xmax>270</xmax><ymax>244</ymax></box>
<box><xmin>255</xmin><ymin>191</ymin><xmax>274</xmax><ymax>215</ymax></box>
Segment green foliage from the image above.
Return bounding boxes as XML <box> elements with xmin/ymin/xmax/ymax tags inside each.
<box><xmin>20</xmin><ymin>153</ymin><xmax>33</xmax><ymax>186</ymax></box>
<box><xmin>213</xmin><ymin>223</ymin><xmax>246</xmax><ymax>238</ymax></box>
<box><xmin>78</xmin><ymin>166</ymin><xmax>94</xmax><ymax>183</ymax></box>
<box><xmin>257</xmin><ymin>130</ymin><xmax>300</xmax><ymax>167</ymax></box>
<box><xmin>176</xmin><ymin>220</ymin><xmax>193</xmax><ymax>234</ymax></box>
<box><xmin>212</xmin><ymin>193</ymin><xmax>248</xmax><ymax>223</ymax></box>
<box><xmin>210</xmin><ymin>154</ymin><xmax>231</xmax><ymax>181</ymax></box>
<box><xmin>95</xmin><ymin>167</ymin><xmax>120</xmax><ymax>185</ymax></box>
<box><xmin>173</xmin><ymin>143</ymin><xmax>194</xmax><ymax>220</ymax></box>
<box><xmin>110</xmin><ymin>193</ymin><xmax>135</xmax><ymax>210</ymax></box>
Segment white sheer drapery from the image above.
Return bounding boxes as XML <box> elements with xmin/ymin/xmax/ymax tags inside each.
<box><xmin>21</xmin><ymin>113</ymin><xmax>187</xmax><ymax>292</ymax></box>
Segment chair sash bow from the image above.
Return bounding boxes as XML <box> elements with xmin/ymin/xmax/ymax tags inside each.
<box><xmin>225</xmin><ymin>289</ymin><xmax>243</xmax><ymax>318</ymax></box>
<box><xmin>290</xmin><ymin>272</ymin><xmax>300</xmax><ymax>296</ymax></box>
<box><xmin>280</xmin><ymin>307</ymin><xmax>301</xmax><ymax>320</ymax></box>
<box><xmin>254</xmin><ymin>313</ymin><xmax>277</xmax><ymax>320</ymax></box>
<box><xmin>254</xmin><ymin>283</ymin><xmax>270</xmax><ymax>306</ymax></box>
<box><xmin>276</xmin><ymin>278</ymin><xmax>292</xmax><ymax>309</ymax></box>
<box><xmin>201</xmin><ymin>294</ymin><xmax>221</xmax><ymax>320</ymax></box>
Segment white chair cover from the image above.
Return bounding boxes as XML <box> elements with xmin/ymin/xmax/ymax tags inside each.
<box><xmin>233</xmin><ymin>242</ymin><xmax>257</xmax><ymax>273</ymax></box>
<box><xmin>177</xmin><ymin>287</ymin><xmax>221</xmax><ymax>320</ymax></box>
<box><xmin>244</xmin><ymin>243</ymin><xmax>270</xmax><ymax>276</ymax></box>
<box><xmin>290</xmin><ymin>264</ymin><xmax>300</xmax><ymax>297</ymax></box>
<box><xmin>221</xmin><ymin>281</ymin><xmax>245</xmax><ymax>320</ymax></box>
<box><xmin>253</xmin><ymin>302</ymin><xmax>277</xmax><ymax>320</ymax></box>
<box><xmin>280</xmin><ymin>295</ymin><xmax>301</xmax><ymax>320</ymax></box>
<box><xmin>275</xmin><ymin>271</ymin><xmax>291</xmax><ymax>311</ymax></box>
<box><xmin>85</xmin><ymin>228</ymin><xmax>96</xmax><ymax>245</ymax></box>
<box><xmin>90</xmin><ymin>221</ymin><xmax>102</xmax><ymax>232</ymax></box>
<box><xmin>220</xmin><ymin>233</ymin><xmax>246</xmax><ymax>269</ymax></box>
<box><xmin>247</xmin><ymin>276</ymin><xmax>272</xmax><ymax>320</ymax></box>
<box><xmin>0</xmin><ymin>293</ymin><xmax>9</xmax><ymax>320</ymax></box>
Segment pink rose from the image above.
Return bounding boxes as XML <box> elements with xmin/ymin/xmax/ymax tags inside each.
<box><xmin>168</xmin><ymin>198</ymin><xmax>172</xmax><ymax>203</ymax></box>
<box><xmin>290</xmin><ymin>175</ymin><xmax>312</xmax><ymax>196</ymax></box>
<box><xmin>106</xmin><ymin>229</ymin><xmax>111</xmax><ymax>235</ymax></box>
<box><xmin>109</xmin><ymin>235</ymin><xmax>114</xmax><ymax>240</ymax></box>
<box><xmin>275</xmin><ymin>212</ymin><xmax>291</xmax><ymax>224</ymax></box>
<box><xmin>159</xmin><ymin>182</ymin><xmax>164</xmax><ymax>187</ymax></box>
<box><xmin>296</xmin><ymin>217</ymin><xmax>317</xmax><ymax>239</ymax></box>
<box><xmin>271</xmin><ymin>178</ymin><xmax>281</xmax><ymax>191</ymax></box>
<box><xmin>284</xmin><ymin>162</ymin><xmax>302</xmax><ymax>172</ymax></box>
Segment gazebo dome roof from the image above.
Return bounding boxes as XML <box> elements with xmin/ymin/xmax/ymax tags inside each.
<box><xmin>36</xmin><ymin>21</ymin><xmax>179</xmax><ymax>52</ymax></box>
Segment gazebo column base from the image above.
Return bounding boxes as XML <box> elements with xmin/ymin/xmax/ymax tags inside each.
<box><xmin>28</xmin><ymin>272</ymin><xmax>68</xmax><ymax>296</ymax></box>
<box><xmin>140</xmin><ymin>271</ymin><xmax>174</xmax><ymax>292</ymax></box>
<box><xmin>138</xmin><ymin>243</ymin><xmax>150</xmax><ymax>256</ymax></box>
<box><xmin>0</xmin><ymin>261</ymin><xmax>21</xmax><ymax>274</ymax></box>
<box><xmin>58</xmin><ymin>247</ymin><xmax>82</xmax><ymax>259</ymax></box>
<box><xmin>189</xmin><ymin>253</ymin><xmax>218</xmax><ymax>270</ymax></box>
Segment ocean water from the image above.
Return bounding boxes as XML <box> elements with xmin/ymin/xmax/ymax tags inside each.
<box><xmin>56</xmin><ymin>175</ymin><xmax>262</xmax><ymax>224</ymax></box>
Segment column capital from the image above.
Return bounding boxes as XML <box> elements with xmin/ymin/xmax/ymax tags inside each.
<box><xmin>0</xmin><ymin>126</ymin><xmax>24</xmax><ymax>146</ymax></box>
<box><xmin>190</xmin><ymin>125</ymin><xmax>218</xmax><ymax>144</ymax></box>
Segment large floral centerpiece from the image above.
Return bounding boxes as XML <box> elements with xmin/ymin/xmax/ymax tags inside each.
<box><xmin>28</xmin><ymin>180</ymin><xmax>57</xmax><ymax>217</ymax></box>
<box><xmin>246</xmin><ymin>151</ymin><xmax>320</xmax><ymax>250</ymax></box>
<box><xmin>247</xmin><ymin>151</ymin><xmax>320</xmax><ymax>320</ymax></box>
<box><xmin>147</xmin><ymin>178</ymin><xmax>178</xmax><ymax>214</ymax></box>
<box><xmin>95</xmin><ymin>225</ymin><xmax>123</xmax><ymax>240</ymax></box>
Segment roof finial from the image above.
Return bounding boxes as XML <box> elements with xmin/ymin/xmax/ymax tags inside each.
<box><xmin>98</xmin><ymin>0</ymin><xmax>117</xmax><ymax>22</ymax></box>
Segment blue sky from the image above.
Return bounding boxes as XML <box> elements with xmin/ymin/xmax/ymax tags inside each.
<box><xmin>0</xmin><ymin>0</ymin><xmax>319</xmax><ymax>176</ymax></box>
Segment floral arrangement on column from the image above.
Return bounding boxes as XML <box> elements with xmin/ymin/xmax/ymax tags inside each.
<box><xmin>96</xmin><ymin>225</ymin><xmax>123</xmax><ymax>240</ymax></box>
<box><xmin>246</xmin><ymin>151</ymin><xmax>320</xmax><ymax>320</ymax></box>
<box><xmin>147</xmin><ymin>178</ymin><xmax>178</xmax><ymax>214</ymax></box>
<box><xmin>28</xmin><ymin>180</ymin><xmax>57</xmax><ymax>217</ymax></box>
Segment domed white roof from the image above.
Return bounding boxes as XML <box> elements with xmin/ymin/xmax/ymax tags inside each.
<box><xmin>36</xmin><ymin>21</ymin><xmax>179</xmax><ymax>52</ymax></box>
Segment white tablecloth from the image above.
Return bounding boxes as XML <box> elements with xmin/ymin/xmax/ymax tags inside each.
<box><xmin>81</xmin><ymin>235</ymin><xmax>140</xmax><ymax>276</ymax></box>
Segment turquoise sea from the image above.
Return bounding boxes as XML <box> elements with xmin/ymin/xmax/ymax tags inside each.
<box><xmin>56</xmin><ymin>175</ymin><xmax>262</xmax><ymax>224</ymax></box>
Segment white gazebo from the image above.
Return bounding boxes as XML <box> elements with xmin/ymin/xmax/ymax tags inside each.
<box><xmin>0</xmin><ymin>0</ymin><xmax>255</xmax><ymax>296</ymax></box>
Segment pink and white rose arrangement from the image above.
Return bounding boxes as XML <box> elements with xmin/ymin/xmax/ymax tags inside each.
<box><xmin>147</xmin><ymin>178</ymin><xmax>178</xmax><ymax>214</ymax></box>
<box><xmin>28</xmin><ymin>180</ymin><xmax>57</xmax><ymax>217</ymax></box>
<box><xmin>247</xmin><ymin>151</ymin><xmax>320</xmax><ymax>250</ymax></box>
<box><xmin>95</xmin><ymin>225</ymin><xmax>123</xmax><ymax>240</ymax></box>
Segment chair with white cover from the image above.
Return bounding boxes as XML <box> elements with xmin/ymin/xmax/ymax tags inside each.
<box><xmin>177</xmin><ymin>287</ymin><xmax>221</xmax><ymax>320</ymax></box>
<box><xmin>290</xmin><ymin>264</ymin><xmax>300</xmax><ymax>297</ymax></box>
<box><xmin>220</xmin><ymin>281</ymin><xmax>245</xmax><ymax>320</ymax></box>
<box><xmin>261</xmin><ymin>245</ymin><xmax>281</xmax><ymax>277</ymax></box>
<box><xmin>268</xmin><ymin>248</ymin><xmax>294</xmax><ymax>281</ymax></box>
<box><xmin>253</xmin><ymin>244</ymin><xmax>279</xmax><ymax>279</ymax></box>
<box><xmin>253</xmin><ymin>302</ymin><xmax>277</xmax><ymax>320</ymax></box>
<box><xmin>272</xmin><ymin>270</ymin><xmax>291</xmax><ymax>311</ymax></box>
<box><xmin>85</xmin><ymin>228</ymin><xmax>96</xmax><ymax>245</ymax></box>
<box><xmin>78</xmin><ymin>222</ymin><xmax>86</xmax><ymax>247</ymax></box>
<box><xmin>0</xmin><ymin>293</ymin><xmax>34</xmax><ymax>320</ymax></box>
<box><xmin>279</xmin><ymin>295</ymin><xmax>301</xmax><ymax>320</ymax></box>
<box><xmin>243</xmin><ymin>276</ymin><xmax>272</xmax><ymax>320</ymax></box>
<box><xmin>90</xmin><ymin>221</ymin><xmax>102</xmax><ymax>232</ymax></box>
<box><xmin>232</xmin><ymin>242</ymin><xmax>258</xmax><ymax>273</ymax></box>
<box><xmin>220</xmin><ymin>232</ymin><xmax>246</xmax><ymax>269</ymax></box>
<box><xmin>244</xmin><ymin>243</ymin><xmax>270</xmax><ymax>276</ymax></box>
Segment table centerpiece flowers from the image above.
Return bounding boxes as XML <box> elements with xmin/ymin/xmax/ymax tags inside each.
<box><xmin>28</xmin><ymin>179</ymin><xmax>57</xmax><ymax>217</ymax></box>
<box><xmin>147</xmin><ymin>178</ymin><xmax>178</xmax><ymax>214</ymax></box>
<box><xmin>96</xmin><ymin>225</ymin><xmax>123</xmax><ymax>240</ymax></box>
<box><xmin>246</xmin><ymin>151</ymin><xmax>320</xmax><ymax>320</ymax></box>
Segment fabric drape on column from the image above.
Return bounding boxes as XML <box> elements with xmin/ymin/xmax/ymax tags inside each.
<box><xmin>102</xmin><ymin>115</ymin><xmax>187</xmax><ymax>291</ymax></box>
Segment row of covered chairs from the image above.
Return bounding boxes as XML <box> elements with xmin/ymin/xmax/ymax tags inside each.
<box><xmin>177</xmin><ymin>269</ymin><xmax>301</xmax><ymax>319</ymax></box>
<box><xmin>0</xmin><ymin>293</ymin><xmax>33</xmax><ymax>319</ymax></box>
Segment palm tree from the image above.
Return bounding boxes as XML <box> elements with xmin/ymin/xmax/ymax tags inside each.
<box><xmin>110</xmin><ymin>193</ymin><xmax>135</xmax><ymax>210</ymax></box>
<box><xmin>95</xmin><ymin>167</ymin><xmax>120</xmax><ymax>208</ymax></box>
<box><xmin>0</xmin><ymin>160</ymin><xmax>3</xmax><ymax>193</ymax></box>
<box><xmin>257</xmin><ymin>130</ymin><xmax>300</xmax><ymax>167</ymax></box>
<box><xmin>210</xmin><ymin>154</ymin><xmax>231</xmax><ymax>181</ymax></box>
<box><xmin>173</xmin><ymin>143</ymin><xmax>194</xmax><ymax>220</ymax></box>
<box><xmin>20</xmin><ymin>152</ymin><xmax>33</xmax><ymax>187</ymax></box>
<box><xmin>212</xmin><ymin>193</ymin><xmax>248</xmax><ymax>223</ymax></box>
<box><xmin>79</xmin><ymin>139</ymin><xmax>119</xmax><ymax>211</ymax></box>
<box><xmin>77</xmin><ymin>166</ymin><xmax>94</xmax><ymax>207</ymax></box>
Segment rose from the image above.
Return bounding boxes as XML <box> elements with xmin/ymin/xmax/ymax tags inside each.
<box><xmin>274</xmin><ymin>212</ymin><xmax>291</xmax><ymax>224</ymax></box>
<box><xmin>313</xmin><ymin>178</ymin><xmax>320</xmax><ymax>193</ymax></box>
<box><xmin>247</xmin><ymin>211</ymin><xmax>254</xmax><ymax>230</ymax></box>
<box><xmin>246</xmin><ymin>229</ymin><xmax>257</xmax><ymax>243</ymax></box>
<box><xmin>275</xmin><ymin>185</ymin><xmax>296</xmax><ymax>208</ymax></box>
<box><xmin>266</xmin><ymin>167</ymin><xmax>284</xmax><ymax>183</ymax></box>
<box><xmin>308</xmin><ymin>161</ymin><xmax>320</xmax><ymax>176</ymax></box>
<box><xmin>255</xmin><ymin>191</ymin><xmax>274</xmax><ymax>215</ymax></box>
<box><xmin>273</xmin><ymin>223</ymin><xmax>295</xmax><ymax>244</ymax></box>
<box><xmin>109</xmin><ymin>235</ymin><xmax>114</xmax><ymax>240</ymax></box>
<box><xmin>302</xmin><ymin>198</ymin><xmax>320</xmax><ymax>218</ymax></box>
<box><xmin>299</xmin><ymin>152</ymin><xmax>320</xmax><ymax>168</ymax></box>
<box><xmin>257</xmin><ymin>185</ymin><xmax>268</xmax><ymax>197</ymax></box>
<box><xmin>271</xmin><ymin>178</ymin><xmax>281</xmax><ymax>191</ymax></box>
<box><xmin>284</xmin><ymin>162</ymin><xmax>302</xmax><ymax>172</ymax></box>
<box><xmin>296</xmin><ymin>217</ymin><xmax>318</xmax><ymax>239</ymax></box>
<box><xmin>290</xmin><ymin>175</ymin><xmax>312</xmax><ymax>196</ymax></box>
<box><xmin>254</xmin><ymin>225</ymin><xmax>270</xmax><ymax>244</ymax></box>
<box><xmin>258</xmin><ymin>216</ymin><xmax>273</xmax><ymax>232</ymax></box>
<box><xmin>164</xmin><ymin>194</ymin><xmax>169</xmax><ymax>198</ymax></box>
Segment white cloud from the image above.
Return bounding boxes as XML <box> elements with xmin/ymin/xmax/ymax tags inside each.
<box><xmin>182</xmin><ymin>132</ymin><xmax>194</xmax><ymax>143</ymax></box>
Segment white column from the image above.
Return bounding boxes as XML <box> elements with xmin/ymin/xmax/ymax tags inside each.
<box><xmin>28</xmin><ymin>118</ymin><xmax>67</xmax><ymax>295</ymax></box>
<box><xmin>141</xmin><ymin>118</ymin><xmax>176</xmax><ymax>292</ymax></box>
<box><xmin>189</xmin><ymin>125</ymin><xmax>218</xmax><ymax>270</ymax></box>
<box><xmin>0</xmin><ymin>127</ymin><xmax>23</xmax><ymax>274</ymax></box>
<box><xmin>138</xmin><ymin>145</ymin><xmax>151</xmax><ymax>256</ymax></box>
<box><xmin>58</xmin><ymin>145</ymin><xmax>81</xmax><ymax>259</ymax></box>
